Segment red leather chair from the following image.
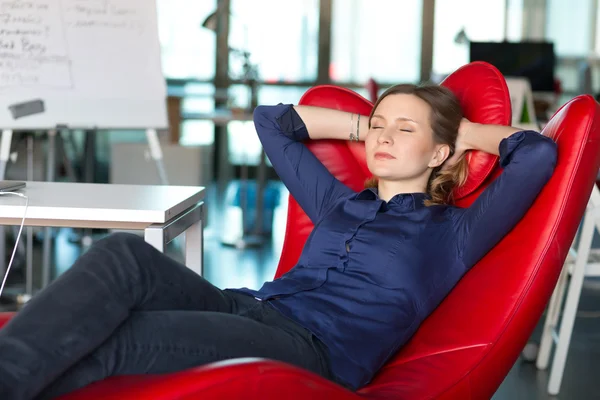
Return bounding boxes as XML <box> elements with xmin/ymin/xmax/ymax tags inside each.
<box><xmin>2</xmin><ymin>61</ymin><xmax>600</xmax><ymax>399</ymax></box>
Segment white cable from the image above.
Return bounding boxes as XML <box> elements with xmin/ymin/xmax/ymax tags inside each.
<box><xmin>0</xmin><ymin>192</ymin><xmax>28</xmax><ymax>298</ymax></box>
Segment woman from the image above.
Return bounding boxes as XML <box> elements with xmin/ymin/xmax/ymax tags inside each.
<box><xmin>0</xmin><ymin>84</ymin><xmax>557</xmax><ymax>399</ymax></box>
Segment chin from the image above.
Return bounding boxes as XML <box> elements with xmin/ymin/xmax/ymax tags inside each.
<box><xmin>369</xmin><ymin>168</ymin><xmax>395</xmax><ymax>180</ymax></box>
<box><xmin>368</xmin><ymin>161</ymin><xmax>389</xmax><ymax>176</ymax></box>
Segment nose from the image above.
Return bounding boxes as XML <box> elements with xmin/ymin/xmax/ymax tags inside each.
<box><xmin>377</xmin><ymin>128</ymin><xmax>393</xmax><ymax>145</ymax></box>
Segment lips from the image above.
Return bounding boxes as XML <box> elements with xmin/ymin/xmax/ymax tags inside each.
<box><xmin>374</xmin><ymin>152</ymin><xmax>396</xmax><ymax>160</ymax></box>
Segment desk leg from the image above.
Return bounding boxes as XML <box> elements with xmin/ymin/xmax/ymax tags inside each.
<box><xmin>184</xmin><ymin>219</ymin><xmax>203</xmax><ymax>276</ymax></box>
<box><xmin>144</xmin><ymin>203</ymin><xmax>204</xmax><ymax>276</ymax></box>
<box><xmin>144</xmin><ymin>228</ymin><xmax>165</xmax><ymax>253</ymax></box>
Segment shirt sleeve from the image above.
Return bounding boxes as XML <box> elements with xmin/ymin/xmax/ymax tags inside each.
<box><xmin>253</xmin><ymin>103</ymin><xmax>354</xmax><ymax>224</ymax></box>
<box><xmin>452</xmin><ymin>130</ymin><xmax>558</xmax><ymax>268</ymax></box>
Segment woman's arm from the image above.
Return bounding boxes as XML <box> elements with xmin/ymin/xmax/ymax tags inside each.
<box><xmin>254</xmin><ymin>104</ymin><xmax>355</xmax><ymax>224</ymax></box>
<box><xmin>445</xmin><ymin>120</ymin><xmax>521</xmax><ymax>166</ymax></box>
<box><xmin>293</xmin><ymin>105</ymin><xmax>370</xmax><ymax>141</ymax></box>
<box><xmin>461</xmin><ymin>122</ymin><xmax>521</xmax><ymax>155</ymax></box>
<box><xmin>451</xmin><ymin>122</ymin><xmax>558</xmax><ymax>267</ymax></box>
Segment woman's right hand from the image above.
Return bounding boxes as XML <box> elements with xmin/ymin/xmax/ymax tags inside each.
<box><xmin>444</xmin><ymin>118</ymin><xmax>473</xmax><ymax>169</ymax></box>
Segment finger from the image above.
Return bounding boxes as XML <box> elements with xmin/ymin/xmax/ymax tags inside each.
<box><xmin>442</xmin><ymin>156</ymin><xmax>457</xmax><ymax>171</ymax></box>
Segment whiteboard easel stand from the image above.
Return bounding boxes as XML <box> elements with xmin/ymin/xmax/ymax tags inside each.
<box><xmin>41</xmin><ymin>129</ymin><xmax>57</xmax><ymax>288</ymax></box>
<box><xmin>146</xmin><ymin>128</ymin><xmax>169</xmax><ymax>185</ymax></box>
<box><xmin>0</xmin><ymin>130</ymin><xmax>14</xmax><ymax>281</ymax></box>
<box><xmin>0</xmin><ymin>129</ymin><xmax>13</xmax><ymax>181</ymax></box>
<box><xmin>26</xmin><ymin>134</ymin><xmax>34</xmax><ymax>296</ymax></box>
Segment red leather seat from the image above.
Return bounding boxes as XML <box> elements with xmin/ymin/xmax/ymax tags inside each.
<box><xmin>2</xmin><ymin>61</ymin><xmax>600</xmax><ymax>399</ymax></box>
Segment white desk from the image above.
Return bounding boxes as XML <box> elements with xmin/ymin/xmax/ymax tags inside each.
<box><xmin>0</xmin><ymin>182</ymin><xmax>205</xmax><ymax>292</ymax></box>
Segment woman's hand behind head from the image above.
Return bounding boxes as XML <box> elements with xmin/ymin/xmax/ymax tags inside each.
<box><xmin>443</xmin><ymin>118</ymin><xmax>472</xmax><ymax>171</ymax></box>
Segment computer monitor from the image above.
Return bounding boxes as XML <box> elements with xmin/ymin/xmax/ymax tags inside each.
<box><xmin>469</xmin><ymin>41</ymin><xmax>556</xmax><ymax>93</ymax></box>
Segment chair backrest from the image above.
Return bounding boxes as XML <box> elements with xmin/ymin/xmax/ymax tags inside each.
<box><xmin>275</xmin><ymin>62</ymin><xmax>600</xmax><ymax>398</ymax></box>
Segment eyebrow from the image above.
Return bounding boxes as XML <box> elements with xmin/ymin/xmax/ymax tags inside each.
<box><xmin>371</xmin><ymin>114</ymin><xmax>419</xmax><ymax>124</ymax></box>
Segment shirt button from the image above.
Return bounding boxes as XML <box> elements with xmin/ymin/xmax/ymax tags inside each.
<box><xmin>346</xmin><ymin>242</ymin><xmax>350</xmax><ymax>252</ymax></box>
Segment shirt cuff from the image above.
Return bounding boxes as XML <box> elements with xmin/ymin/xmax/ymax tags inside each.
<box><xmin>498</xmin><ymin>130</ymin><xmax>532</xmax><ymax>168</ymax></box>
<box><xmin>274</xmin><ymin>104</ymin><xmax>310</xmax><ymax>142</ymax></box>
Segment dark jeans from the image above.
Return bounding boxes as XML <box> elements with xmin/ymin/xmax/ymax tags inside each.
<box><xmin>0</xmin><ymin>233</ymin><xmax>333</xmax><ymax>400</ymax></box>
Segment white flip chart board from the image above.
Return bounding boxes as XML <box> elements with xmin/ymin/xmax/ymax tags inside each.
<box><xmin>0</xmin><ymin>0</ymin><xmax>167</xmax><ymax>129</ymax></box>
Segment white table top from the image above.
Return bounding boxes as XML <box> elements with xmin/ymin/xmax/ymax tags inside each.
<box><xmin>0</xmin><ymin>182</ymin><xmax>205</xmax><ymax>229</ymax></box>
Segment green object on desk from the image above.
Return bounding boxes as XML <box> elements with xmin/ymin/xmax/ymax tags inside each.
<box><xmin>520</xmin><ymin>96</ymin><xmax>531</xmax><ymax>123</ymax></box>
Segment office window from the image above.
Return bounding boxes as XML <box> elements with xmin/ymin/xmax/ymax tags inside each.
<box><xmin>432</xmin><ymin>0</ymin><xmax>505</xmax><ymax>77</ymax></box>
<box><xmin>546</xmin><ymin>0</ymin><xmax>593</xmax><ymax>57</ymax></box>
<box><xmin>178</xmin><ymin>88</ymin><xmax>215</xmax><ymax>147</ymax></box>
<box><xmin>229</xmin><ymin>0</ymin><xmax>319</xmax><ymax>82</ymax></box>
<box><xmin>258</xmin><ymin>86</ymin><xmax>310</xmax><ymax>105</ymax></box>
<box><xmin>506</xmin><ymin>0</ymin><xmax>524</xmax><ymax>42</ymax></box>
<box><xmin>331</xmin><ymin>0</ymin><xmax>422</xmax><ymax>84</ymax></box>
<box><xmin>596</xmin><ymin>3</ymin><xmax>600</xmax><ymax>54</ymax></box>
<box><xmin>156</xmin><ymin>0</ymin><xmax>217</xmax><ymax>79</ymax></box>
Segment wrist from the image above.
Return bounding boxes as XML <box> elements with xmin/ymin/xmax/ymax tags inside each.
<box><xmin>459</xmin><ymin>120</ymin><xmax>478</xmax><ymax>151</ymax></box>
<box><xmin>349</xmin><ymin>112</ymin><xmax>362</xmax><ymax>142</ymax></box>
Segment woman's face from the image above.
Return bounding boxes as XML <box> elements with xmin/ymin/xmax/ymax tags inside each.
<box><xmin>365</xmin><ymin>93</ymin><xmax>448</xmax><ymax>183</ymax></box>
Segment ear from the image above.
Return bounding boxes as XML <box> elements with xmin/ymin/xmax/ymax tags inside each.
<box><xmin>428</xmin><ymin>144</ymin><xmax>451</xmax><ymax>168</ymax></box>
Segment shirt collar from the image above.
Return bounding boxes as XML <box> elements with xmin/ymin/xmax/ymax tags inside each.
<box><xmin>354</xmin><ymin>187</ymin><xmax>430</xmax><ymax>210</ymax></box>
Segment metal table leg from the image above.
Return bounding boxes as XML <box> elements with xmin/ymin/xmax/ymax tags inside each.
<box><xmin>144</xmin><ymin>227</ymin><xmax>165</xmax><ymax>253</ymax></box>
<box><xmin>184</xmin><ymin>218</ymin><xmax>203</xmax><ymax>276</ymax></box>
<box><xmin>144</xmin><ymin>202</ymin><xmax>204</xmax><ymax>275</ymax></box>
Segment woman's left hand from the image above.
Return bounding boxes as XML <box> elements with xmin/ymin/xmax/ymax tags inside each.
<box><xmin>444</xmin><ymin>118</ymin><xmax>472</xmax><ymax>169</ymax></box>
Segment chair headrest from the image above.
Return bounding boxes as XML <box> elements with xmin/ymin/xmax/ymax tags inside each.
<box><xmin>440</xmin><ymin>61</ymin><xmax>512</xmax><ymax>198</ymax></box>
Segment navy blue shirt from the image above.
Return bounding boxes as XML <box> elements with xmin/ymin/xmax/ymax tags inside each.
<box><xmin>231</xmin><ymin>104</ymin><xmax>557</xmax><ymax>390</ymax></box>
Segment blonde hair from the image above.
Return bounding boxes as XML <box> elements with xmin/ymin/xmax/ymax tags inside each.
<box><xmin>365</xmin><ymin>84</ymin><xmax>468</xmax><ymax>206</ymax></box>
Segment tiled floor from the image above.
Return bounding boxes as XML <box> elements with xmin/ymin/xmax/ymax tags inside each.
<box><xmin>1</xmin><ymin>183</ymin><xmax>599</xmax><ymax>399</ymax></box>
